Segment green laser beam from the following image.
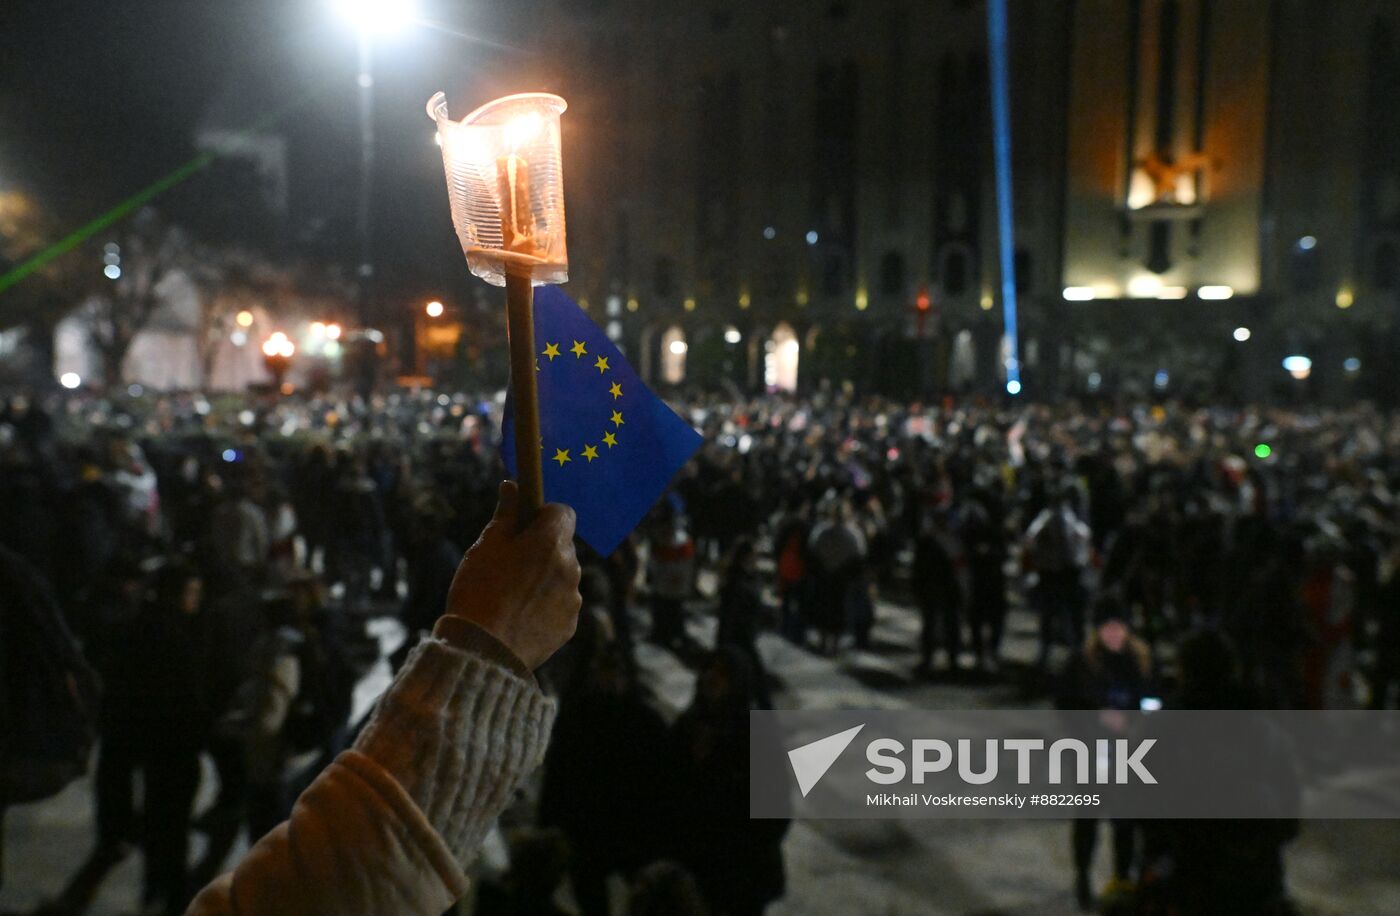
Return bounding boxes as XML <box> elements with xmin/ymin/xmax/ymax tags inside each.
<box><xmin>0</xmin><ymin>85</ymin><xmax>325</xmax><ymax>298</ymax></box>
<box><xmin>0</xmin><ymin>153</ymin><xmax>213</xmax><ymax>296</ymax></box>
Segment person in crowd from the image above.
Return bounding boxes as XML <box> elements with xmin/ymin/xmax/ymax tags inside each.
<box><xmin>629</xmin><ymin>860</ymin><xmax>709</xmax><ymax>916</ymax></box>
<box><xmin>206</xmin><ymin>474</ymin><xmax>270</xmax><ymax>593</ymax></box>
<box><xmin>912</xmin><ymin>505</ymin><xmax>965</xmax><ymax>676</ymax></box>
<box><xmin>396</xmin><ymin>492</ymin><xmax>465</xmax><ymax>670</ymax></box>
<box><xmin>260</xmin><ymin>478</ymin><xmax>300</xmax><ymax>586</ymax></box>
<box><xmin>43</xmin><ymin>554</ymin><xmax>149</xmax><ymax>914</ymax></box>
<box><xmin>538</xmin><ymin>644</ymin><xmax>670</xmax><ymax>915</ymax></box>
<box><xmin>1137</xmin><ymin>630</ymin><xmax>1300</xmax><ymax>914</ymax></box>
<box><xmin>961</xmin><ymin>483</ymin><xmax>1008</xmax><ymax>670</ymax></box>
<box><xmin>771</xmin><ymin>496</ymin><xmax>811</xmax><ymax>645</ymax></box>
<box><xmin>102</xmin><ymin>560</ymin><xmax>212</xmax><ymax>915</ymax></box>
<box><xmin>806</xmin><ymin>498</ymin><xmax>866</xmax><ymax>655</ymax></box>
<box><xmin>1371</xmin><ymin>540</ymin><xmax>1400</xmax><ymax>708</ymax></box>
<box><xmin>667</xmin><ymin>648</ymin><xmax>789</xmax><ymax>916</ymax></box>
<box><xmin>291</xmin><ymin>443</ymin><xmax>336</xmax><ymax>573</ymax></box>
<box><xmin>329</xmin><ymin>451</ymin><xmax>387</xmax><ymax>613</ymax></box>
<box><xmin>602</xmin><ymin>536</ymin><xmax>641</xmax><ymax>677</ymax></box>
<box><xmin>646</xmin><ymin>504</ymin><xmax>696</xmax><ymax>650</ymax></box>
<box><xmin>0</xmin><ymin>543</ymin><xmax>102</xmax><ymax>900</ymax></box>
<box><xmin>847</xmin><ymin>493</ymin><xmax>887</xmax><ymax>649</ymax></box>
<box><xmin>1024</xmin><ymin>483</ymin><xmax>1093</xmax><ymax>669</ymax></box>
<box><xmin>189</xmin><ymin>594</ymin><xmax>303</xmax><ymax>890</ymax></box>
<box><xmin>1058</xmin><ymin>598</ymin><xmax>1153</xmax><ymax>911</ymax></box>
<box><xmin>472</xmin><ymin>828</ymin><xmax>573</xmax><ymax>916</ymax></box>
<box><xmin>715</xmin><ymin>538</ymin><xmax>774</xmax><ymax>706</ymax></box>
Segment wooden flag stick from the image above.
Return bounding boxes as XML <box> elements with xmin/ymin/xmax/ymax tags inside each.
<box><xmin>505</xmin><ymin>265</ymin><xmax>544</xmax><ymax>530</ymax></box>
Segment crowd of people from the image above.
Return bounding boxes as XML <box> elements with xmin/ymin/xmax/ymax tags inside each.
<box><xmin>3</xmin><ymin>385</ymin><xmax>1399</xmax><ymax>914</ymax></box>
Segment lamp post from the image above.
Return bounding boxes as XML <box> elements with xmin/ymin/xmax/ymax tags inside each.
<box><xmin>329</xmin><ymin>0</ymin><xmax>417</xmax><ymax>356</ymax></box>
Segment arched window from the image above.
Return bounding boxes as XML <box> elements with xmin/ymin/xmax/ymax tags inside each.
<box><xmin>659</xmin><ymin>325</ymin><xmax>687</xmax><ymax>384</ymax></box>
<box><xmin>764</xmin><ymin>323</ymin><xmax>799</xmax><ymax>392</ymax></box>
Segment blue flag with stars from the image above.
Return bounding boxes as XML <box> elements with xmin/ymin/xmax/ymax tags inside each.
<box><xmin>501</xmin><ymin>286</ymin><xmax>703</xmax><ymax>556</ymax></box>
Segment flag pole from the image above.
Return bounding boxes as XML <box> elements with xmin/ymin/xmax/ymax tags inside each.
<box><xmin>505</xmin><ymin>265</ymin><xmax>544</xmax><ymax>529</ymax></box>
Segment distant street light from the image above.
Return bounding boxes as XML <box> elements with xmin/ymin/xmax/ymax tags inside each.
<box><xmin>262</xmin><ymin>332</ymin><xmax>296</xmax><ymax>359</ymax></box>
<box><xmin>236</xmin><ymin>309</ymin><xmax>254</xmax><ymax>328</ymax></box>
<box><xmin>425</xmin><ymin>299</ymin><xmax>444</xmax><ymax>318</ymax></box>
<box><xmin>262</xmin><ymin>332</ymin><xmax>296</xmax><ymax>388</ymax></box>
<box><xmin>1282</xmin><ymin>355</ymin><xmax>1312</xmax><ymax>380</ymax></box>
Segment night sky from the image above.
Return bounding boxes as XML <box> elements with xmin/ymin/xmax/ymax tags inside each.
<box><xmin>2</xmin><ymin>0</ymin><xmax>548</xmax><ymax>305</ymax></box>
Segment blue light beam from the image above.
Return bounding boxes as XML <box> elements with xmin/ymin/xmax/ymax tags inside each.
<box><xmin>987</xmin><ymin>0</ymin><xmax>1021</xmax><ymax>395</ymax></box>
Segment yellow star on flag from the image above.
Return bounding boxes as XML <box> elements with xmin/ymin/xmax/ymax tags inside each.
<box><xmin>602</xmin><ymin>431</ymin><xmax>618</xmax><ymax>448</ymax></box>
<box><xmin>610</xmin><ymin>410</ymin><xmax>624</xmax><ymax>427</ymax></box>
<box><xmin>609</xmin><ymin>382</ymin><xmax>623</xmax><ymax>399</ymax></box>
<box><xmin>570</xmin><ymin>340</ymin><xmax>587</xmax><ymax>358</ymax></box>
<box><xmin>582</xmin><ymin>444</ymin><xmax>599</xmax><ymax>462</ymax></box>
<box><xmin>594</xmin><ymin>356</ymin><xmax>610</xmax><ymax>374</ymax></box>
<box><xmin>542</xmin><ymin>342</ymin><xmax>561</xmax><ymax>361</ymax></box>
<box><xmin>552</xmin><ymin>448</ymin><xmax>571</xmax><ymax>466</ymax></box>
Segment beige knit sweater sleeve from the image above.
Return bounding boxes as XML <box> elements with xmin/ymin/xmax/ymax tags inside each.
<box><xmin>186</xmin><ymin>629</ymin><xmax>556</xmax><ymax>916</ymax></box>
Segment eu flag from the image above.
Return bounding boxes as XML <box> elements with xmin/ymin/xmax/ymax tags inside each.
<box><xmin>501</xmin><ymin>286</ymin><xmax>703</xmax><ymax>555</ymax></box>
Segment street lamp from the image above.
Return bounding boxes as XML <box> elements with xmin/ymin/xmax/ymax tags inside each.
<box><xmin>262</xmin><ymin>332</ymin><xmax>296</xmax><ymax>388</ymax></box>
<box><xmin>425</xmin><ymin>299</ymin><xmax>444</xmax><ymax>318</ymax></box>
<box><xmin>329</xmin><ymin>0</ymin><xmax>417</xmax><ymax>34</ymax></box>
<box><xmin>328</xmin><ymin>0</ymin><xmax>419</xmax><ymax>374</ymax></box>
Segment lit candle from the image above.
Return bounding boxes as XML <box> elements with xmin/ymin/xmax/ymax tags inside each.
<box><xmin>497</xmin><ymin>150</ymin><xmax>535</xmax><ymax>254</ymax></box>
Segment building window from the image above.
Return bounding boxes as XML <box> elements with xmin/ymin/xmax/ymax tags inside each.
<box><xmin>880</xmin><ymin>251</ymin><xmax>905</xmax><ymax>297</ymax></box>
<box><xmin>1289</xmin><ymin>244</ymin><xmax>1320</xmax><ymax>292</ymax></box>
<box><xmin>654</xmin><ymin>257</ymin><xmax>676</xmax><ymax>298</ymax></box>
<box><xmin>1374</xmin><ymin>241</ymin><xmax>1399</xmax><ymax>291</ymax></box>
<box><xmin>942</xmin><ymin>248</ymin><xmax>969</xmax><ymax>296</ymax></box>
<box><xmin>822</xmin><ymin>253</ymin><xmax>847</xmax><ymax>296</ymax></box>
<box><xmin>1014</xmin><ymin>248</ymin><xmax>1033</xmax><ymax>295</ymax></box>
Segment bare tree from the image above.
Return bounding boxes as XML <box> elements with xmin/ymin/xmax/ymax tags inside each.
<box><xmin>87</xmin><ymin>208</ymin><xmax>191</xmax><ymax>389</ymax></box>
<box><xmin>189</xmin><ymin>249</ymin><xmax>264</xmax><ymax>388</ymax></box>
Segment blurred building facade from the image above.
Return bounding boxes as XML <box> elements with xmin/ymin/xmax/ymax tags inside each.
<box><xmin>533</xmin><ymin>0</ymin><xmax>1400</xmax><ymax>402</ymax></box>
